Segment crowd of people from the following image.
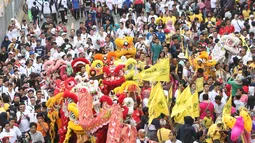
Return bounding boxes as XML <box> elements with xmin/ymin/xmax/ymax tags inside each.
<box><xmin>0</xmin><ymin>0</ymin><xmax>255</xmax><ymax>143</ymax></box>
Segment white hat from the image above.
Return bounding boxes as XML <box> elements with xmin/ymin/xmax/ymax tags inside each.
<box><xmin>177</xmin><ymin>52</ymin><xmax>187</xmax><ymax>59</ymax></box>
<box><xmin>128</xmin><ymin>8</ymin><xmax>133</xmax><ymax>11</ymax></box>
<box><xmin>250</xmin><ymin>15</ymin><xmax>254</xmax><ymax>18</ymax></box>
<box><xmin>92</xmin><ymin>25</ymin><xmax>97</xmax><ymax>29</ymax></box>
<box><xmin>61</xmin><ymin>32</ymin><xmax>67</xmax><ymax>36</ymax></box>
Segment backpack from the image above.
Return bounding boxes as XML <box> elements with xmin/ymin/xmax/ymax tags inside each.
<box><xmin>31</xmin><ymin>6</ymin><xmax>39</xmax><ymax>16</ymax></box>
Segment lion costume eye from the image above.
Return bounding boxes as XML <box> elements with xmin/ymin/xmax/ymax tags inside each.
<box><xmin>96</xmin><ymin>63</ymin><xmax>102</xmax><ymax>68</ymax></box>
<box><xmin>127</xmin><ymin>64</ymin><xmax>133</xmax><ymax>70</ymax></box>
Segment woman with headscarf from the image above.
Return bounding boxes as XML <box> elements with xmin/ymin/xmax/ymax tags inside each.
<box><xmin>1</xmin><ymin>36</ymin><xmax>11</xmax><ymax>49</ymax></box>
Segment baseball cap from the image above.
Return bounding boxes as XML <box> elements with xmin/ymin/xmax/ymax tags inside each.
<box><xmin>29</xmin><ymin>51</ymin><xmax>35</xmax><ymax>55</ymax></box>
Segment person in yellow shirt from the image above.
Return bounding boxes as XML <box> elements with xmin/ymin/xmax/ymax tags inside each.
<box><xmin>205</xmin><ymin>13</ymin><xmax>216</xmax><ymax>23</ymax></box>
<box><xmin>165</xmin><ymin>11</ymin><xmax>177</xmax><ymax>26</ymax></box>
<box><xmin>190</xmin><ymin>11</ymin><xmax>203</xmax><ymax>23</ymax></box>
<box><xmin>207</xmin><ymin>117</ymin><xmax>227</xmax><ymax>143</ymax></box>
<box><xmin>192</xmin><ymin>68</ymin><xmax>205</xmax><ymax>94</ymax></box>
<box><xmin>157</xmin><ymin>119</ymin><xmax>171</xmax><ymax>143</ymax></box>
<box><xmin>156</xmin><ymin>12</ymin><xmax>166</xmax><ymax>24</ymax></box>
<box><xmin>202</xmin><ymin>110</ymin><xmax>213</xmax><ymax>129</ymax></box>
<box><xmin>242</xmin><ymin>5</ymin><xmax>251</xmax><ymax>20</ymax></box>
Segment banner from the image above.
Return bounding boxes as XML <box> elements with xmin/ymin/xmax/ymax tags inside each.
<box><xmin>136</xmin><ymin>58</ymin><xmax>170</xmax><ymax>82</ymax></box>
<box><xmin>171</xmin><ymin>86</ymin><xmax>199</xmax><ymax>124</ymax></box>
<box><xmin>148</xmin><ymin>82</ymin><xmax>169</xmax><ymax>125</ymax></box>
<box><xmin>171</xmin><ymin>86</ymin><xmax>191</xmax><ymax>118</ymax></box>
<box><xmin>186</xmin><ymin>91</ymin><xmax>200</xmax><ymax>119</ymax></box>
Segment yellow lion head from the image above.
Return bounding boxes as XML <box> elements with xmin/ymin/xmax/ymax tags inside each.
<box><xmin>115</xmin><ymin>37</ymin><xmax>136</xmax><ymax>58</ymax></box>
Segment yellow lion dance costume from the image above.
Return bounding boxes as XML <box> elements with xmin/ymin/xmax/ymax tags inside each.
<box><xmin>64</xmin><ymin>103</ymin><xmax>89</xmax><ymax>143</ymax></box>
<box><xmin>192</xmin><ymin>51</ymin><xmax>217</xmax><ymax>78</ymax></box>
<box><xmin>115</xmin><ymin>37</ymin><xmax>136</xmax><ymax>58</ymax></box>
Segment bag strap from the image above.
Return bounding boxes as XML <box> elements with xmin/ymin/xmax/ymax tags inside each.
<box><xmin>205</xmin><ymin>102</ymin><xmax>210</xmax><ymax>111</ymax></box>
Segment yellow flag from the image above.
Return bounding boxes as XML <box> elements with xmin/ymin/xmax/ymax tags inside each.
<box><xmin>148</xmin><ymin>82</ymin><xmax>169</xmax><ymax>125</ymax></box>
<box><xmin>171</xmin><ymin>86</ymin><xmax>191</xmax><ymax>118</ymax></box>
<box><xmin>222</xmin><ymin>92</ymin><xmax>232</xmax><ymax>127</ymax></box>
<box><xmin>148</xmin><ymin>83</ymin><xmax>155</xmax><ymax>106</ymax></box>
<box><xmin>185</xmin><ymin>47</ymin><xmax>189</xmax><ymax>59</ymax></box>
<box><xmin>136</xmin><ymin>58</ymin><xmax>170</xmax><ymax>82</ymax></box>
<box><xmin>222</xmin><ymin>94</ymin><xmax>232</xmax><ymax>116</ymax></box>
<box><xmin>186</xmin><ymin>91</ymin><xmax>200</xmax><ymax>119</ymax></box>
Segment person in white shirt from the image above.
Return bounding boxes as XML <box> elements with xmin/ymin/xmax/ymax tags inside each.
<box><xmin>52</xmin><ymin>46</ymin><xmax>65</xmax><ymax>59</ymax></box>
<box><xmin>136</xmin><ymin>11</ymin><xmax>147</xmax><ymax>32</ymax></box>
<box><xmin>0</xmin><ymin>122</ymin><xmax>18</xmax><ymax>143</ymax></box>
<box><xmin>33</xmin><ymin>57</ymin><xmax>43</xmax><ymax>74</ymax></box>
<box><xmin>28</xmin><ymin>122</ymin><xmax>45</xmax><ymax>143</ymax></box>
<box><xmin>58</xmin><ymin>0</ymin><xmax>68</xmax><ymax>9</ymax></box>
<box><xmin>116</xmin><ymin>22</ymin><xmax>127</xmax><ymax>38</ymax></box>
<box><xmin>119</xmin><ymin>13</ymin><xmax>127</xmax><ymax>27</ymax></box>
<box><xmin>16</xmin><ymin>103</ymin><xmax>30</xmax><ymax>133</ymax></box>
<box><xmin>114</xmin><ymin>0</ymin><xmax>124</xmax><ymax>15</ymax></box>
<box><xmin>234</xmin><ymin>95</ymin><xmax>244</xmax><ymax>110</ymax></box>
<box><xmin>148</xmin><ymin>11</ymin><xmax>158</xmax><ymax>23</ymax></box>
<box><xmin>22</xmin><ymin>59</ymin><xmax>36</xmax><ymax>77</ymax></box>
<box><xmin>7</xmin><ymin>25</ymin><xmax>20</xmax><ymax>40</ymax></box>
<box><xmin>210</xmin><ymin>0</ymin><xmax>217</xmax><ymax>11</ymax></box>
<box><xmin>74</xmin><ymin>33</ymin><xmax>86</xmax><ymax>49</ymax></box>
<box><xmin>8</xmin><ymin>118</ymin><xmax>22</xmax><ymax>138</ymax></box>
<box><xmin>4</xmin><ymin>82</ymin><xmax>15</xmax><ymax>101</ymax></box>
<box><xmin>209</xmin><ymin>86</ymin><xmax>228</xmax><ymax>105</ymax></box>
<box><xmin>214</xmin><ymin>96</ymin><xmax>225</xmax><ymax>118</ymax></box>
<box><xmin>231</xmin><ymin>15</ymin><xmax>245</xmax><ymax>33</ymax></box>
<box><xmin>249</xmin><ymin>15</ymin><xmax>255</xmax><ymax>27</ymax></box>
<box><xmin>165</xmin><ymin>130</ymin><xmax>182</xmax><ymax>143</ymax></box>
<box><xmin>106</xmin><ymin>0</ymin><xmax>114</xmax><ymax>11</ymax></box>
<box><xmin>182</xmin><ymin>60</ymin><xmax>193</xmax><ymax>84</ymax></box>
<box><xmin>135</xmin><ymin>35</ymin><xmax>147</xmax><ymax>54</ymax></box>
<box><xmin>199</xmin><ymin>83</ymin><xmax>210</xmax><ymax>102</ymax></box>
<box><xmin>126</xmin><ymin>8</ymin><xmax>136</xmax><ymax>21</ymax></box>
<box><xmin>26</xmin><ymin>96</ymin><xmax>36</xmax><ymax>114</ymax></box>
<box><xmin>55</xmin><ymin>32</ymin><xmax>65</xmax><ymax>47</ymax></box>
<box><xmin>27</xmin><ymin>0</ymin><xmax>35</xmax><ymax>12</ymax></box>
<box><xmin>105</xmin><ymin>37</ymin><xmax>115</xmax><ymax>52</ymax></box>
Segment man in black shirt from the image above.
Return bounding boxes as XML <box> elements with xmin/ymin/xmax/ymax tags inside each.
<box><xmin>35</xmin><ymin>40</ymin><xmax>45</xmax><ymax>57</ymax></box>
<box><xmin>0</xmin><ymin>46</ymin><xmax>8</xmax><ymax>64</ymax></box>
<box><xmin>125</xmin><ymin>15</ymin><xmax>135</xmax><ymax>27</ymax></box>
<box><xmin>102</xmin><ymin>9</ymin><xmax>114</xmax><ymax>25</ymax></box>
<box><xmin>41</xmin><ymin>16</ymin><xmax>55</xmax><ymax>33</ymax></box>
<box><xmin>148</xmin><ymin>17</ymin><xmax>157</xmax><ymax>32</ymax></box>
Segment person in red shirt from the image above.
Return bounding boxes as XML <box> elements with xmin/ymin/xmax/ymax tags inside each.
<box><xmin>132</xmin><ymin>102</ymin><xmax>143</xmax><ymax>130</ymax></box>
<box><xmin>56</xmin><ymin>22</ymin><xmax>67</xmax><ymax>33</ymax></box>
<box><xmin>141</xmin><ymin>81</ymin><xmax>151</xmax><ymax>100</ymax></box>
<box><xmin>219</xmin><ymin>19</ymin><xmax>234</xmax><ymax>35</ymax></box>
<box><xmin>225</xmin><ymin>19</ymin><xmax>234</xmax><ymax>34</ymax></box>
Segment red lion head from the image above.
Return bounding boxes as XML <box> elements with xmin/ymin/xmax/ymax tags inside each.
<box><xmin>102</xmin><ymin>65</ymin><xmax>125</xmax><ymax>94</ymax></box>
